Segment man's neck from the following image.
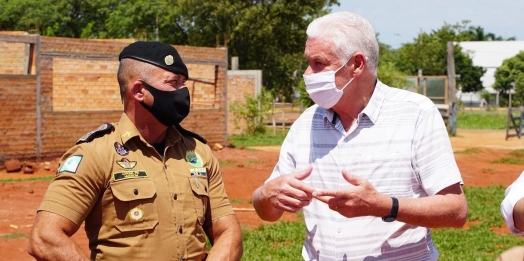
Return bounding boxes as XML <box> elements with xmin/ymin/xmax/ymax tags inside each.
<box><xmin>333</xmin><ymin>76</ymin><xmax>376</xmax><ymax>132</ymax></box>
<box><xmin>125</xmin><ymin>110</ymin><xmax>168</xmax><ymax>144</ymax></box>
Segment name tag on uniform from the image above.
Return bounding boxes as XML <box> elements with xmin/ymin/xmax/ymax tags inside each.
<box><xmin>113</xmin><ymin>170</ymin><xmax>148</xmax><ymax>181</ymax></box>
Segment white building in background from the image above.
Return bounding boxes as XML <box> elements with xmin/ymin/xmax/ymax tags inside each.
<box><xmin>457</xmin><ymin>41</ymin><xmax>524</xmax><ymax>107</ymax></box>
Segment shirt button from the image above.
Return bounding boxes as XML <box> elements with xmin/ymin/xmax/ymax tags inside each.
<box><xmin>173</xmin><ymin>194</ymin><xmax>178</xmax><ymax>200</ymax></box>
<box><xmin>179</xmin><ymin>226</ymin><xmax>183</xmax><ymax>233</ymax></box>
<box><xmin>337</xmin><ymin>228</ymin><xmax>342</xmax><ymax>233</ymax></box>
<box><xmin>133</xmin><ymin>189</ymin><xmax>138</xmax><ymax>195</ymax></box>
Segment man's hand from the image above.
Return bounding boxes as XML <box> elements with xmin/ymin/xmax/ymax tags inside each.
<box><xmin>253</xmin><ymin>166</ymin><xmax>315</xmax><ymax>221</ymax></box>
<box><xmin>312</xmin><ymin>169</ymin><xmax>389</xmax><ymax>218</ymax></box>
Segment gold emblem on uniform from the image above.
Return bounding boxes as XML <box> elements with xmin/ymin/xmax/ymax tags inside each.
<box><xmin>116</xmin><ymin>158</ymin><xmax>137</xmax><ymax>169</ymax></box>
<box><xmin>164</xmin><ymin>55</ymin><xmax>174</xmax><ymax>65</ymax></box>
<box><xmin>129</xmin><ymin>207</ymin><xmax>144</xmax><ymax>220</ymax></box>
<box><xmin>185</xmin><ymin>150</ymin><xmax>203</xmax><ymax>167</ymax></box>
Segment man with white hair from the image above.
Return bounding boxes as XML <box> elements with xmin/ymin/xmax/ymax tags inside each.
<box><xmin>253</xmin><ymin>11</ymin><xmax>467</xmax><ymax>260</ymax></box>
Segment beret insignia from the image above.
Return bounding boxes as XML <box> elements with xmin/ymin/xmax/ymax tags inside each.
<box><xmin>165</xmin><ymin>55</ymin><xmax>174</xmax><ymax>65</ymax></box>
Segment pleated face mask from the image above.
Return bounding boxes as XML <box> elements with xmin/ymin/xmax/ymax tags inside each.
<box><xmin>303</xmin><ymin>63</ymin><xmax>353</xmax><ymax>109</ymax></box>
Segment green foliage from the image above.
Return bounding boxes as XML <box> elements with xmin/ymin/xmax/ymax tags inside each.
<box><xmin>396</xmin><ymin>21</ymin><xmax>487</xmax><ymax>93</ymax></box>
<box><xmin>1</xmin><ymin>233</ymin><xmax>28</xmax><ymax>240</ymax></box>
<box><xmin>454</xmin><ymin>148</ymin><xmax>480</xmax><ymax>154</ymax></box>
<box><xmin>493</xmin><ymin>51</ymin><xmax>524</xmax><ymax>107</ymax></box>
<box><xmin>0</xmin><ymin>176</ymin><xmax>54</xmax><ymax>183</ymax></box>
<box><xmin>456</xmin><ymin>111</ymin><xmax>507</xmax><ymax>129</ymax></box>
<box><xmin>229</xmin><ymin>89</ymin><xmax>273</xmax><ymax>135</ymax></box>
<box><xmin>242</xmin><ymin>221</ymin><xmax>305</xmax><ymax>260</ymax></box>
<box><xmin>492</xmin><ymin>150</ymin><xmax>524</xmax><ymax>164</ymax></box>
<box><xmin>228</xmin><ymin>132</ymin><xmax>287</xmax><ymax>147</ymax></box>
<box><xmin>377</xmin><ymin>41</ymin><xmax>411</xmax><ymax>88</ymax></box>
<box><xmin>293</xmin><ymin>78</ymin><xmax>314</xmax><ymax>109</ymax></box>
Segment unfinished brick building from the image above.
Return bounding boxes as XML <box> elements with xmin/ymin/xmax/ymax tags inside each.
<box><xmin>0</xmin><ymin>32</ymin><xmax>259</xmax><ymax>167</ymax></box>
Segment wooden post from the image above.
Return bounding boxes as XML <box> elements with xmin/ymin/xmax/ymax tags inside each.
<box><xmin>281</xmin><ymin>111</ymin><xmax>285</xmax><ymax>135</ymax></box>
<box><xmin>446</xmin><ymin>42</ymin><xmax>457</xmax><ymax>136</ymax></box>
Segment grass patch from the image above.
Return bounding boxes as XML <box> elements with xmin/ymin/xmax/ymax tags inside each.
<box><xmin>1</xmin><ymin>233</ymin><xmax>28</xmax><ymax>240</ymax></box>
<box><xmin>456</xmin><ymin>111</ymin><xmax>507</xmax><ymax>129</ymax></box>
<box><xmin>455</xmin><ymin>147</ymin><xmax>480</xmax><ymax>154</ymax></box>
<box><xmin>0</xmin><ymin>176</ymin><xmax>54</xmax><ymax>183</ymax></box>
<box><xmin>219</xmin><ymin>159</ymin><xmax>238</xmax><ymax>167</ymax></box>
<box><xmin>492</xmin><ymin>157</ymin><xmax>524</xmax><ymax>165</ymax></box>
<box><xmin>228</xmin><ymin>132</ymin><xmax>287</xmax><ymax>147</ymax></box>
<box><xmin>229</xmin><ymin>199</ymin><xmax>252</xmax><ymax>204</ymax></box>
<box><xmin>239</xmin><ymin>186</ymin><xmax>524</xmax><ymax>260</ymax></box>
<box><xmin>492</xmin><ymin>149</ymin><xmax>524</xmax><ymax>165</ymax></box>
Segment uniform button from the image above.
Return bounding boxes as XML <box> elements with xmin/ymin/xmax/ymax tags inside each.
<box><xmin>204</xmin><ymin>186</ymin><xmax>207</xmax><ymax>192</ymax></box>
<box><xmin>173</xmin><ymin>193</ymin><xmax>178</xmax><ymax>200</ymax></box>
<box><xmin>133</xmin><ymin>189</ymin><xmax>138</xmax><ymax>195</ymax></box>
<box><xmin>180</xmin><ymin>259</ymin><xmax>185</xmax><ymax>261</ymax></box>
<box><xmin>179</xmin><ymin>226</ymin><xmax>183</xmax><ymax>233</ymax></box>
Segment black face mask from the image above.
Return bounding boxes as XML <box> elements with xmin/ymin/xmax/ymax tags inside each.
<box><xmin>140</xmin><ymin>81</ymin><xmax>190</xmax><ymax>126</ymax></box>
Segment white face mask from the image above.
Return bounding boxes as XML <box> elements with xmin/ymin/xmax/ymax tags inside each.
<box><xmin>303</xmin><ymin>63</ymin><xmax>354</xmax><ymax>109</ymax></box>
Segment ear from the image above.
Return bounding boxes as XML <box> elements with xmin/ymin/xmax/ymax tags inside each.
<box><xmin>130</xmin><ymin>81</ymin><xmax>145</xmax><ymax>102</ymax></box>
<box><xmin>352</xmin><ymin>53</ymin><xmax>367</xmax><ymax>76</ymax></box>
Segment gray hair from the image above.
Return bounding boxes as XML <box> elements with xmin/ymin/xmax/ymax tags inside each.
<box><xmin>306</xmin><ymin>11</ymin><xmax>379</xmax><ymax>75</ymax></box>
<box><xmin>117</xmin><ymin>59</ymin><xmax>156</xmax><ymax>105</ymax></box>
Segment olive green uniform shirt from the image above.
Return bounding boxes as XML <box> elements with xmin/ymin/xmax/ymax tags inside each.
<box><xmin>39</xmin><ymin>113</ymin><xmax>234</xmax><ymax>261</ymax></box>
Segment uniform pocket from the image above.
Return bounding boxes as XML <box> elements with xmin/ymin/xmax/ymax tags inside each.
<box><xmin>111</xmin><ymin>179</ymin><xmax>159</xmax><ymax>232</ymax></box>
<box><xmin>188</xmin><ymin>175</ymin><xmax>209</xmax><ymax>220</ymax></box>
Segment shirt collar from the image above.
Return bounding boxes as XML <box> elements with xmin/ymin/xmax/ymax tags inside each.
<box><xmin>322</xmin><ymin>80</ymin><xmax>386</xmax><ymax>125</ymax></box>
<box><xmin>117</xmin><ymin>113</ymin><xmax>182</xmax><ymax>145</ymax></box>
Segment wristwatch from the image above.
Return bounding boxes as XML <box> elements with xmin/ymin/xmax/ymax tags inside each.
<box><xmin>382</xmin><ymin>196</ymin><xmax>399</xmax><ymax>222</ymax></box>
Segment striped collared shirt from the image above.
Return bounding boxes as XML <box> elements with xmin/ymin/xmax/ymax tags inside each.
<box><xmin>267</xmin><ymin>81</ymin><xmax>462</xmax><ymax>261</ymax></box>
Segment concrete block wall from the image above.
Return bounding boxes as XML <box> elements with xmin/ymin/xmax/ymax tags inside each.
<box><xmin>0</xmin><ymin>33</ymin><xmax>230</xmax><ymax>165</ymax></box>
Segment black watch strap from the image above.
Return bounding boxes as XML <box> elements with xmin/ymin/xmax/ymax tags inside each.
<box><xmin>382</xmin><ymin>197</ymin><xmax>399</xmax><ymax>222</ymax></box>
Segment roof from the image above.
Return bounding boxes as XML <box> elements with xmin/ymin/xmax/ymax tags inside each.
<box><xmin>457</xmin><ymin>41</ymin><xmax>524</xmax><ymax>92</ymax></box>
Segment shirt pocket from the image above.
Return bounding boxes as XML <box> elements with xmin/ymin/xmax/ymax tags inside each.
<box><xmin>111</xmin><ymin>179</ymin><xmax>159</xmax><ymax>232</ymax></box>
<box><xmin>188</xmin><ymin>175</ymin><xmax>209</xmax><ymax>221</ymax></box>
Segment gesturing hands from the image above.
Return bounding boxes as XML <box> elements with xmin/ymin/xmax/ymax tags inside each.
<box><xmin>260</xmin><ymin>165</ymin><xmax>315</xmax><ymax>213</ymax></box>
<box><xmin>312</xmin><ymin>169</ymin><xmax>388</xmax><ymax>218</ymax></box>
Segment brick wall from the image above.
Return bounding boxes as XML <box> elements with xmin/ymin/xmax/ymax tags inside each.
<box><xmin>0</xmin><ymin>33</ymin><xmax>231</xmax><ymax>165</ymax></box>
<box><xmin>226</xmin><ymin>70</ymin><xmax>262</xmax><ymax>135</ymax></box>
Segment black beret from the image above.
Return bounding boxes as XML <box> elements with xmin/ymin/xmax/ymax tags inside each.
<box><xmin>119</xmin><ymin>41</ymin><xmax>188</xmax><ymax>79</ymax></box>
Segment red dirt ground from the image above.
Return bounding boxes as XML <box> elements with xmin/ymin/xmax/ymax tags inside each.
<box><xmin>1</xmin><ymin>129</ymin><xmax>524</xmax><ymax>260</ymax></box>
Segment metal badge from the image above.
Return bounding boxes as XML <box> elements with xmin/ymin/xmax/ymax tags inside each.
<box><xmin>165</xmin><ymin>55</ymin><xmax>174</xmax><ymax>65</ymax></box>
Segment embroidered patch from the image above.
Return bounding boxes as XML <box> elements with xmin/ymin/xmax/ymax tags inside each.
<box><xmin>58</xmin><ymin>155</ymin><xmax>83</xmax><ymax>174</ymax></box>
<box><xmin>185</xmin><ymin>150</ymin><xmax>203</xmax><ymax>167</ymax></box>
<box><xmin>113</xmin><ymin>170</ymin><xmax>148</xmax><ymax>181</ymax></box>
<box><xmin>116</xmin><ymin>158</ymin><xmax>137</xmax><ymax>169</ymax></box>
<box><xmin>129</xmin><ymin>207</ymin><xmax>144</xmax><ymax>221</ymax></box>
<box><xmin>114</xmin><ymin>142</ymin><xmax>129</xmax><ymax>156</ymax></box>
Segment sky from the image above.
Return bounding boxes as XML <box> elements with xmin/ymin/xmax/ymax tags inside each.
<box><xmin>332</xmin><ymin>0</ymin><xmax>524</xmax><ymax>49</ymax></box>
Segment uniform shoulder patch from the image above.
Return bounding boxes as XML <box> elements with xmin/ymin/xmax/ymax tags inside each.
<box><xmin>77</xmin><ymin>123</ymin><xmax>114</xmax><ymax>145</ymax></box>
<box><xmin>175</xmin><ymin>124</ymin><xmax>207</xmax><ymax>144</ymax></box>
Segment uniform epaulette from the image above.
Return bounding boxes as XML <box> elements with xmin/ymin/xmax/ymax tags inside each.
<box><xmin>76</xmin><ymin>123</ymin><xmax>114</xmax><ymax>145</ymax></box>
<box><xmin>175</xmin><ymin>124</ymin><xmax>207</xmax><ymax>144</ymax></box>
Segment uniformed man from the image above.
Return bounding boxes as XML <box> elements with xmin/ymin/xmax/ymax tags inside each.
<box><xmin>28</xmin><ymin>41</ymin><xmax>243</xmax><ymax>261</ymax></box>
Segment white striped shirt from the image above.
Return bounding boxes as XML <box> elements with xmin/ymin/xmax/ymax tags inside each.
<box><xmin>501</xmin><ymin>171</ymin><xmax>524</xmax><ymax>235</ymax></box>
<box><xmin>266</xmin><ymin>81</ymin><xmax>463</xmax><ymax>261</ymax></box>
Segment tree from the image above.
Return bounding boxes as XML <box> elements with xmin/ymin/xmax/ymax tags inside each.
<box><xmin>493</xmin><ymin>51</ymin><xmax>524</xmax><ymax>107</ymax></box>
<box><xmin>377</xmin><ymin>40</ymin><xmax>410</xmax><ymax>88</ymax></box>
<box><xmin>396</xmin><ymin>21</ymin><xmax>490</xmax><ymax>93</ymax></box>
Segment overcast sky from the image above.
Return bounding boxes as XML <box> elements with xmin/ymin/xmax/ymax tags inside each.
<box><xmin>332</xmin><ymin>1</ymin><xmax>524</xmax><ymax>49</ymax></box>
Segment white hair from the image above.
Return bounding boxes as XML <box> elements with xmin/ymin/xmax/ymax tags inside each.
<box><xmin>306</xmin><ymin>11</ymin><xmax>379</xmax><ymax>75</ymax></box>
